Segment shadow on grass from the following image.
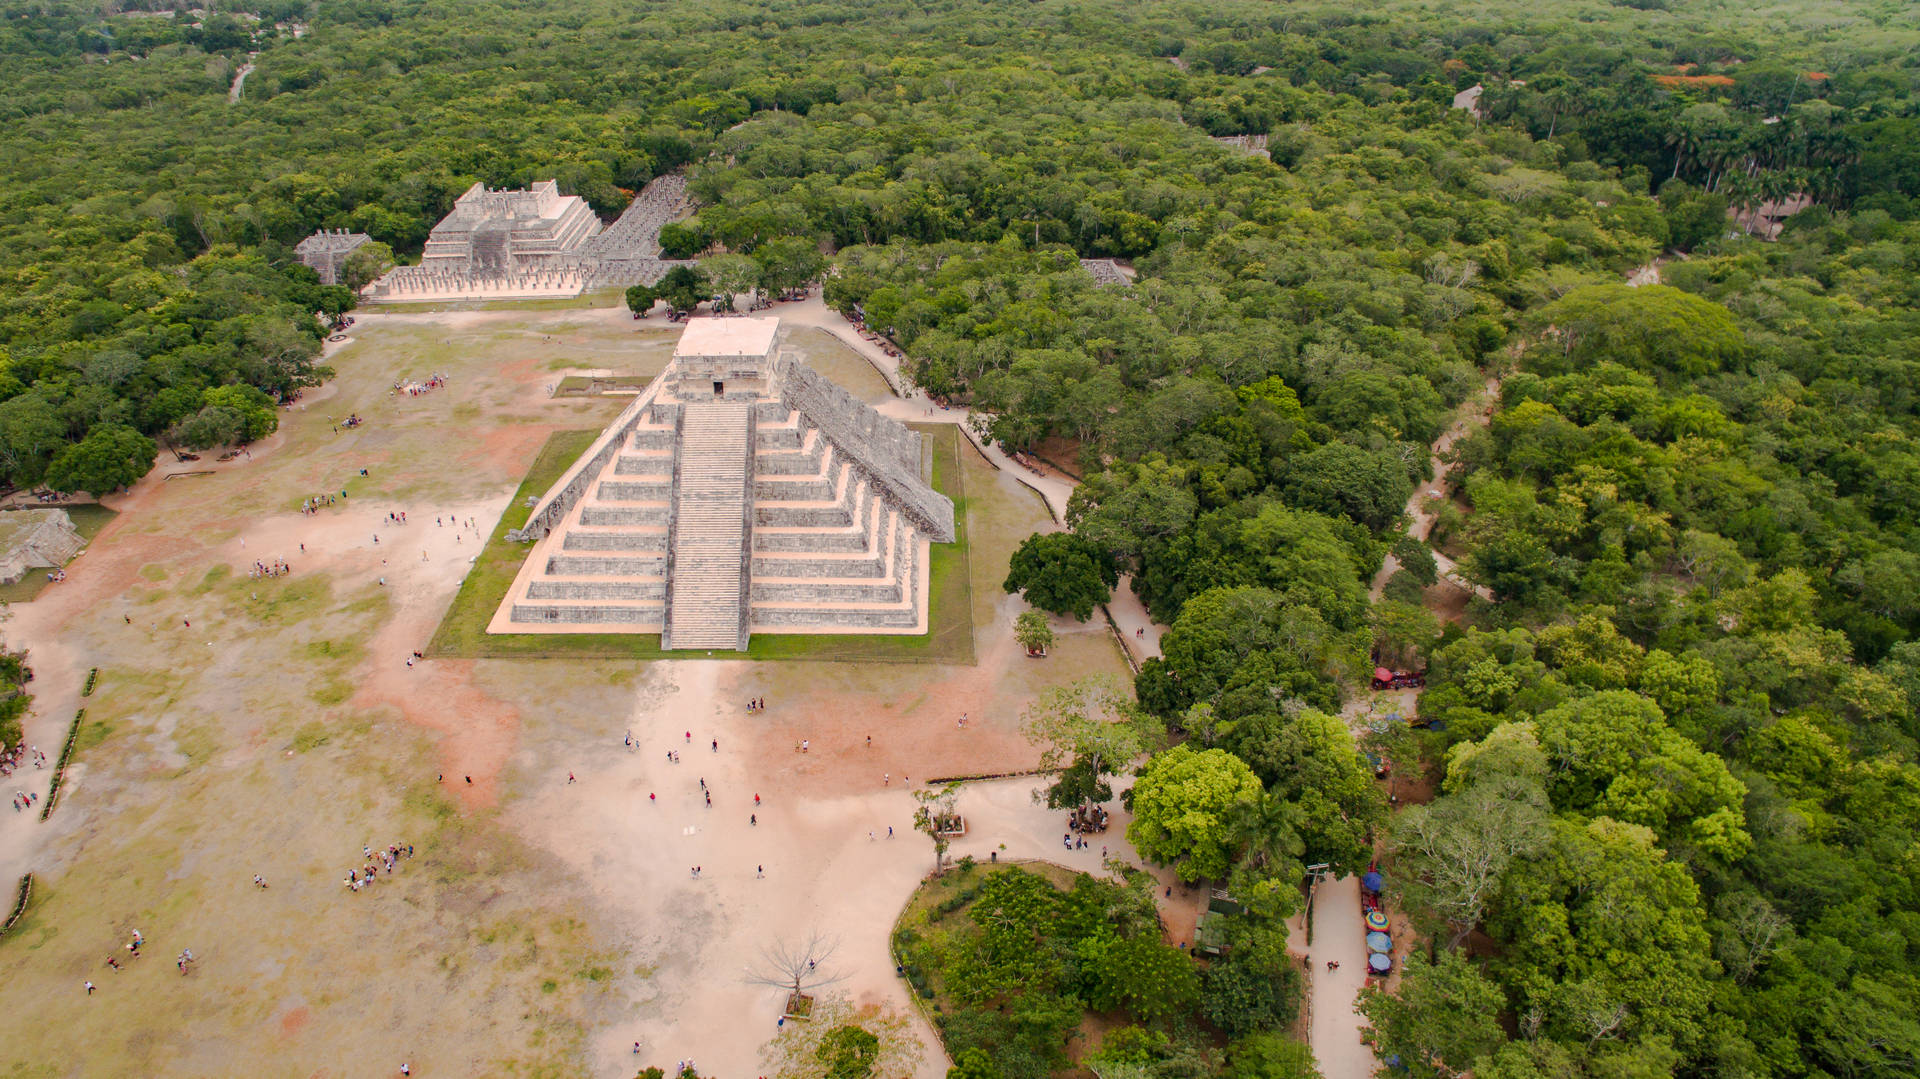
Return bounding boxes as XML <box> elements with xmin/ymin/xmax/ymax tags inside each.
<box><xmin>427</xmin><ymin>424</ymin><xmax>974</xmax><ymax>665</ymax></box>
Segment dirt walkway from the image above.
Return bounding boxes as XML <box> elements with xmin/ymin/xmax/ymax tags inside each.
<box><xmin>1367</xmin><ymin>376</ymin><xmax>1502</xmax><ymax>604</ymax></box>
<box><xmin>1307</xmin><ymin>368</ymin><xmax>1511</xmax><ymax>1079</ymax></box>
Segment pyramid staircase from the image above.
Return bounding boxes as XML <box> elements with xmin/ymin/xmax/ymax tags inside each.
<box><xmin>661</xmin><ymin>402</ymin><xmax>753</xmax><ymax>650</ymax></box>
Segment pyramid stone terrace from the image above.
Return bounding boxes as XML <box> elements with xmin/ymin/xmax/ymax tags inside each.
<box><xmin>492</xmin><ymin>316</ymin><xmax>956</xmax><ymax>650</ymax></box>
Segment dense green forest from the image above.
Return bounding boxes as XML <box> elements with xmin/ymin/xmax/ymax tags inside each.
<box><xmin>5</xmin><ymin>0</ymin><xmax>1920</xmax><ymax>1074</ymax></box>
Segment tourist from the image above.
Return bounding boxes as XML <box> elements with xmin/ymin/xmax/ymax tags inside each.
<box><xmin>85</xmin><ymin>980</ymin><xmax>94</xmax><ymax>995</ymax></box>
<box><xmin>749</xmin><ymin>813</ymin><xmax>756</xmax><ymax>826</ymax></box>
<box><xmin>711</xmin><ymin>739</ymin><xmax>718</xmax><ymax>752</ymax></box>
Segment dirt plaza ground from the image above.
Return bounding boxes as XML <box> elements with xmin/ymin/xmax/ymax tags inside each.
<box><xmin>0</xmin><ymin>300</ymin><xmax>1137</xmax><ymax>1078</ymax></box>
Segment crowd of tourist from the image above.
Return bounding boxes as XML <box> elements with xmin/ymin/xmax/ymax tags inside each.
<box><xmin>246</xmin><ymin>558</ymin><xmax>293</xmax><ymax>579</ymax></box>
<box><xmin>343</xmin><ymin>842</ymin><xmax>416</xmax><ymax>893</ymax></box>
<box><xmin>3</xmin><ymin>741</ymin><xmax>45</xmax><ymax>781</ymax></box>
<box><xmin>392</xmin><ymin>373</ymin><xmax>451</xmax><ymax>397</ymax></box>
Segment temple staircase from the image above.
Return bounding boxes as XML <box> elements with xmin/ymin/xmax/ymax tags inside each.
<box><xmin>662</xmin><ymin>402</ymin><xmax>753</xmax><ymax>650</ymax></box>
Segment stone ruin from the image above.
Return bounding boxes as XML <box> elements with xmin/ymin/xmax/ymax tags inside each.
<box><xmin>365</xmin><ymin>174</ymin><xmax>696</xmax><ymax>303</ymax></box>
<box><xmin>0</xmin><ymin>509</ymin><xmax>84</xmax><ymax>585</ymax></box>
<box><xmin>293</xmin><ymin>229</ymin><xmax>372</xmax><ymax>285</ymax></box>
<box><xmin>421</xmin><ymin>179</ymin><xmax>602</xmax><ymax>275</ymax></box>
<box><xmin>1079</xmin><ymin>258</ymin><xmax>1131</xmax><ymax>286</ymax></box>
<box><xmin>493</xmin><ymin>316</ymin><xmax>955</xmax><ymax>650</ymax></box>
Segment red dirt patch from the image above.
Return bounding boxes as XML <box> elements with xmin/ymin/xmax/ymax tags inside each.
<box><xmin>279</xmin><ymin>1005</ymin><xmax>310</xmax><ymax>1038</ymax></box>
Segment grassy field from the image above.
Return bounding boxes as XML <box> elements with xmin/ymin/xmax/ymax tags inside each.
<box><xmin>428</xmin><ymin>423</ymin><xmax>978</xmax><ymax>664</ymax></box>
<box><xmin>0</xmin><ymin>503</ymin><xmax>120</xmax><ymax>605</ymax></box>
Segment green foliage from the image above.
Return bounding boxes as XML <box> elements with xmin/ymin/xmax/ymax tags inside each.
<box><xmin>815</xmin><ymin>1024</ymin><xmax>879</xmax><ymax>1079</ymax></box>
<box><xmin>1002</xmin><ymin>531</ymin><xmax>1117</xmax><ymax>621</ymax></box>
<box><xmin>0</xmin><ymin>648</ymin><xmax>31</xmax><ymax>749</ymax></box>
<box><xmin>624</xmin><ymin>284</ymin><xmax>657</xmax><ymax>315</ymax></box>
<box><xmin>899</xmin><ymin>867</ymin><xmax>1204</xmax><ymax>1076</ymax></box>
<box><xmin>1011</xmin><ymin>610</ymin><xmax>1054</xmax><ymax>654</ymax></box>
<box><xmin>1127</xmin><ymin>744</ymin><xmax>1263</xmax><ymax>882</ymax></box>
<box><xmin>1201</xmin><ymin>925</ymin><xmax>1303</xmax><ymax>1037</ymax></box>
<box><xmin>658</xmin><ymin>265</ymin><xmax>707</xmax><ymax>315</ymax></box>
<box><xmin>1358</xmin><ymin>950</ymin><xmax>1509</xmax><ymax>1078</ymax></box>
<box><xmin>1021</xmin><ymin>676</ymin><xmax>1147</xmax><ymax>809</ymax></box>
<box><xmin>1078</xmin><ymin>931</ymin><xmax>1201</xmax><ymax>1023</ymax></box>
<box><xmin>44</xmin><ymin>422</ymin><xmax>155</xmax><ymax>493</ymax></box>
<box><xmin>945</xmin><ymin>1048</ymin><xmax>1001</xmax><ymax>1079</ymax></box>
<box><xmin>1224</xmin><ymin>1033</ymin><xmax>1320</xmax><ymax>1079</ymax></box>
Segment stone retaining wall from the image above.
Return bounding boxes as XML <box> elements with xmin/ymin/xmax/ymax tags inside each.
<box><xmin>580</xmin><ymin>506</ymin><xmax>668</xmax><ymax>526</ymax></box>
<box><xmin>598</xmin><ymin>481</ymin><xmax>673</xmax><ymax>501</ymax></box>
<box><xmin>527</xmin><ymin>580</ymin><xmax>666</xmax><ymax>600</ymax></box>
<box><xmin>562</xmin><ymin>531</ymin><xmax>668</xmax><ymax>552</ymax></box>
<box><xmin>544</xmin><ymin>554</ymin><xmax>666</xmax><ymax>576</ymax></box>
<box><xmin>512</xmin><ymin>603</ymin><xmax>664</xmax><ymax>624</ymax></box>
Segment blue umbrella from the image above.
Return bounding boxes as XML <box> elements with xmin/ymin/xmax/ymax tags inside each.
<box><xmin>1368</xmin><ymin>952</ymin><xmax>1393</xmax><ymax>973</ymax></box>
<box><xmin>1367</xmin><ymin>931</ymin><xmax>1392</xmax><ymax>953</ymax></box>
<box><xmin>1362</xmin><ymin>871</ymin><xmax>1384</xmax><ymax>893</ymax></box>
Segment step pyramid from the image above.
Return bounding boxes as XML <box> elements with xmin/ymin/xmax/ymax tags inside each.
<box><xmin>492</xmin><ymin>316</ymin><xmax>955</xmax><ymax>649</ymax></box>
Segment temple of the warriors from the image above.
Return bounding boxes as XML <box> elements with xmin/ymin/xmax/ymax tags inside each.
<box><xmin>419</xmin><ymin>180</ymin><xmax>601</xmax><ymax>275</ymax></box>
<box><xmin>293</xmin><ymin>229</ymin><xmax>371</xmax><ymax>285</ymax></box>
<box><xmin>363</xmin><ymin>174</ymin><xmax>694</xmax><ymax>303</ymax></box>
<box><xmin>492</xmin><ymin>316</ymin><xmax>955</xmax><ymax>650</ymax></box>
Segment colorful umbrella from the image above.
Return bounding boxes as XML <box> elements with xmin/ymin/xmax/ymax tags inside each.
<box><xmin>1365</xmin><ymin>910</ymin><xmax>1389</xmax><ymax>932</ymax></box>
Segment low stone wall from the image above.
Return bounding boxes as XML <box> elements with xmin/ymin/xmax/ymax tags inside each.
<box><xmin>754</xmin><ymin>473</ymin><xmax>838</xmax><ymax>501</ymax></box>
<box><xmin>754</xmin><ymin>552</ymin><xmax>887</xmax><ymax>579</ymax></box>
<box><xmin>630</xmin><ymin>428</ymin><xmax>674</xmax><ymax>451</ymax></box>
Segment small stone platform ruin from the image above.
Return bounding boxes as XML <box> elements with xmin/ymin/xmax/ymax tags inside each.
<box><xmin>294</xmin><ymin>229</ymin><xmax>372</xmax><ymax>285</ymax></box>
<box><xmin>0</xmin><ymin>509</ymin><xmax>84</xmax><ymax>585</ymax></box>
<box><xmin>492</xmin><ymin>316</ymin><xmax>955</xmax><ymax>650</ymax></box>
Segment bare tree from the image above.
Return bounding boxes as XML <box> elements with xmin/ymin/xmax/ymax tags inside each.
<box><xmin>748</xmin><ymin>931</ymin><xmax>847</xmax><ymax>1001</ymax></box>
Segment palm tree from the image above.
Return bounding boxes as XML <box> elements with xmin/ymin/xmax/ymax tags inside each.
<box><xmin>1228</xmin><ymin>791</ymin><xmax>1307</xmax><ymax>876</ymax></box>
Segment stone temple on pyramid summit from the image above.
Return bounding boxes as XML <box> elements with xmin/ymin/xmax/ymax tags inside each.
<box><xmin>491</xmin><ymin>316</ymin><xmax>956</xmax><ymax>651</ymax></box>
